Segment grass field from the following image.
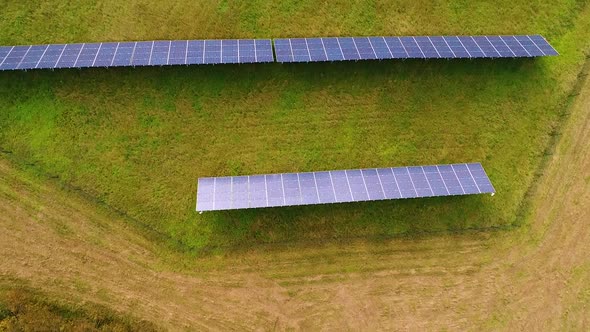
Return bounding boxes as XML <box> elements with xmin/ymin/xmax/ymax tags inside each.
<box><xmin>1</xmin><ymin>1</ymin><xmax>589</xmax><ymax>252</ymax></box>
<box><xmin>1</xmin><ymin>64</ymin><xmax>589</xmax><ymax>328</ymax></box>
<box><xmin>1</xmin><ymin>0</ymin><xmax>590</xmax><ymax>329</ymax></box>
<box><xmin>0</xmin><ymin>283</ymin><xmax>157</xmax><ymax>331</ymax></box>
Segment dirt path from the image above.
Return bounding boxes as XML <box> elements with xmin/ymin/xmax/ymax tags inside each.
<box><xmin>1</xmin><ymin>64</ymin><xmax>589</xmax><ymax>331</ymax></box>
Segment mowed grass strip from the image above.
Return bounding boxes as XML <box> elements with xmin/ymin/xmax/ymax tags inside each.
<box><xmin>0</xmin><ymin>0</ymin><xmax>589</xmax><ymax>252</ymax></box>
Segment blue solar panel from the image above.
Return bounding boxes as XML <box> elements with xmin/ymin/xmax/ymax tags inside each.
<box><xmin>55</xmin><ymin>44</ymin><xmax>83</xmax><ymax>68</ymax></box>
<box><xmin>0</xmin><ymin>35</ymin><xmax>557</xmax><ymax>70</ymax></box>
<box><xmin>0</xmin><ymin>46</ymin><xmax>26</xmax><ymax>70</ymax></box>
<box><xmin>74</xmin><ymin>43</ymin><xmax>98</xmax><ymax>68</ymax></box>
<box><xmin>0</xmin><ymin>46</ymin><xmax>12</xmax><ymax>65</ymax></box>
<box><xmin>273</xmin><ymin>35</ymin><xmax>558</xmax><ymax>63</ymax></box>
<box><xmin>196</xmin><ymin>163</ymin><xmax>495</xmax><ymax>212</ymax></box>
<box><xmin>0</xmin><ymin>39</ymin><xmax>273</xmax><ymax>71</ymax></box>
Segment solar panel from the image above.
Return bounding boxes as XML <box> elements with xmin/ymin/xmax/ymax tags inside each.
<box><xmin>0</xmin><ymin>39</ymin><xmax>274</xmax><ymax>71</ymax></box>
<box><xmin>0</xmin><ymin>35</ymin><xmax>557</xmax><ymax>70</ymax></box>
<box><xmin>274</xmin><ymin>35</ymin><xmax>558</xmax><ymax>63</ymax></box>
<box><xmin>196</xmin><ymin>162</ymin><xmax>495</xmax><ymax>212</ymax></box>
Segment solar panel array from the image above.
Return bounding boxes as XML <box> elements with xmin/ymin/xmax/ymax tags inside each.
<box><xmin>196</xmin><ymin>163</ymin><xmax>495</xmax><ymax>212</ymax></box>
<box><xmin>274</xmin><ymin>35</ymin><xmax>558</xmax><ymax>63</ymax></box>
<box><xmin>0</xmin><ymin>35</ymin><xmax>557</xmax><ymax>71</ymax></box>
<box><xmin>0</xmin><ymin>39</ymin><xmax>274</xmax><ymax>70</ymax></box>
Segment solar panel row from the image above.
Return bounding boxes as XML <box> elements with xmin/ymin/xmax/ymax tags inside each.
<box><xmin>196</xmin><ymin>163</ymin><xmax>495</xmax><ymax>212</ymax></box>
<box><xmin>274</xmin><ymin>35</ymin><xmax>558</xmax><ymax>63</ymax></box>
<box><xmin>0</xmin><ymin>39</ymin><xmax>274</xmax><ymax>70</ymax></box>
<box><xmin>0</xmin><ymin>35</ymin><xmax>558</xmax><ymax>71</ymax></box>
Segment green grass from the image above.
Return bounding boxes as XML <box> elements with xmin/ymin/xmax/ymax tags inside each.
<box><xmin>0</xmin><ymin>0</ymin><xmax>589</xmax><ymax>252</ymax></box>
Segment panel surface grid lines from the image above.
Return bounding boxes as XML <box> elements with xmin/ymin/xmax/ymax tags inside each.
<box><xmin>196</xmin><ymin>163</ymin><xmax>495</xmax><ymax>211</ymax></box>
<box><xmin>0</xmin><ymin>38</ymin><xmax>274</xmax><ymax>71</ymax></box>
<box><xmin>269</xmin><ymin>35</ymin><xmax>556</xmax><ymax>64</ymax></box>
<box><xmin>0</xmin><ymin>35</ymin><xmax>557</xmax><ymax>70</ymax></box>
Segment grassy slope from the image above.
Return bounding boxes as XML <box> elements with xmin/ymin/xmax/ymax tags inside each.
<box><xmin>0</xmin><ymin>0</ymin><xmax>588</xmax><ymax>251</ymax></box>
<box><xmin>0</xmin><ymin>285</ymin><xmax>158</xmax><ymax>331</ymax></box>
